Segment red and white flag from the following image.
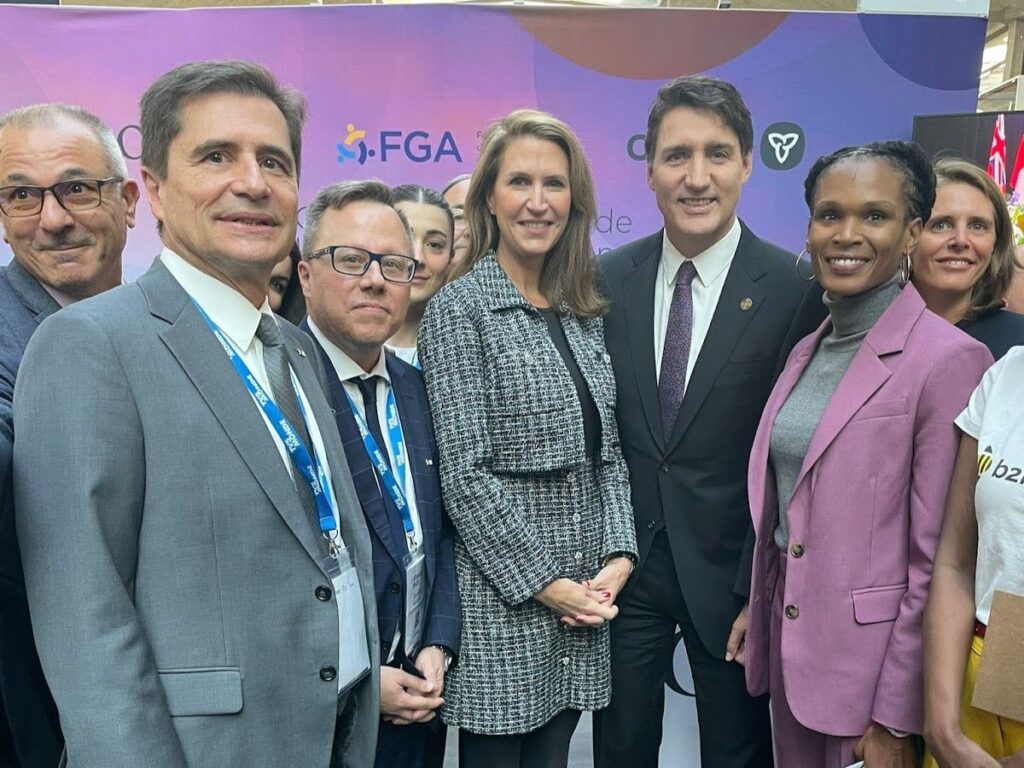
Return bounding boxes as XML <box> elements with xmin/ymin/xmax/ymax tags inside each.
<box><xmin>988</xmin><ymin>114</ymin><xmax>1007</xmax><ymax>192</ymax></box>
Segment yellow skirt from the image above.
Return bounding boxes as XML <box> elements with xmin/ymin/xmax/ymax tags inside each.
<box><xmin>924</xmin><ymin>635</ymin><xmax>1024</xmax><ymax>765</ymax></box>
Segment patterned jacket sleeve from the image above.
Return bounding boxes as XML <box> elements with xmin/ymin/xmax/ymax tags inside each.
<box><xmin>419</xmin><ymin>288</ymin><xmax>561</xmax><ymax>606</ymax></box>
<box><xmin>591</xmin><ymin>319</ymin><xmax>637</xmax><ymax>562</ymax></box>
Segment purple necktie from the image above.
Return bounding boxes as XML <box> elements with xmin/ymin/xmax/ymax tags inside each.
<box><xmin>659</xmin><ymin>260</ymin><xmax>698</xmax><ymax>440</ymax></box>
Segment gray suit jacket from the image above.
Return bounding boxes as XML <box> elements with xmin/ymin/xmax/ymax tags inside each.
<box><xmin>13</xmin><ymin>259</ymin><xmax>380</xmax><ymax>768</ymax></box>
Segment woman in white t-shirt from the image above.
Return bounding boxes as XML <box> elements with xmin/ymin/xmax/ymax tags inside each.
<box><xmin>923</xmin><ymin>348</ymin><xmax>1024</xmax><ymax>767</ymax></box>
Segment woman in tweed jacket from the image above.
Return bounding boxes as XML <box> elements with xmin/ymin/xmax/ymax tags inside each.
<box><xmin>418</xmin><ymin>110</ymin><xmax>638</xmax><ymax>766</ymax></box>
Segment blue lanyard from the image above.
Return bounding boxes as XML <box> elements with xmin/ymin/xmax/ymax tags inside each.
<box><xmin>343</xmin><ymin>384</ymin><xmax>417</xmax><ymax>550</ymax></box>
<box><xmin>193</xmin><ymin>302</ymin><xmax>340</xmax><ymax>553</ymax></box>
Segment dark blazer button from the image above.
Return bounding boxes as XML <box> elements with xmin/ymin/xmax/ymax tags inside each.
<box><xmin>320</xmin><ymin>666</ymin><xmax>337</xmax><ymax>682</ymax></box>
<box><xmin>389</xmin><ymin>582</ymin><xmax>401</xmax><ymax>594</ymax></box>
<box><xmin>790</xmin><ymin>544</ymin><xmax>804</xmax><ymax>558</ymax></box>
<box><xmin>785</xmin><ymin>605</ymin><xmax>800</xmax><ymax>620</ymax></box>
<box><xmin>660</xmin><ymin>464</ymin><xmax>669</xmax><ymax>473</ymax></box>
<box><xmin>315</xmin><ymin>585</ymin><xmax>332</xmax><ymax>601</ymax></box>
<box><xmin>646</xmin><ymin>520</ymin><xmax>656</xmax><ymax>530</ymax></box>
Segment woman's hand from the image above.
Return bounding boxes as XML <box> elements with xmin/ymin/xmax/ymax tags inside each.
<box><xmin>927</xmin><ymin>723</ymin><xmax>1002</xmax><ymax>767</ymax></box>
<box><xmin>853</xmin><ymin>724</ymin><xmax>917</xmax><ymax>768</ymax></box>
<box><xmin>536</xmin><ymin>578</ymin><xmax>618</xmax><ymax>626</ymax></box>
<box><xmin>585</xmin><ymin>557</ymin><xmax>633</xmax><ymax>604</ymax></box>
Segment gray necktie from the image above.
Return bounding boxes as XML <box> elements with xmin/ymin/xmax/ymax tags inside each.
<box><xmin>255</xmin><ymin>314</ymin><xmax>318</xmax><ymax>518</ymax></box>
<box><xmin>659</xmin><ymin>260</ymin><xmax>698</xmax><ymax>440</ymax></box>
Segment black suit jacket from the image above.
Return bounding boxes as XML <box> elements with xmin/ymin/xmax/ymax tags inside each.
<box><xmin>300</xmin><ymin>322</ymin><xmax>461</xmax><ymax>664</ymax></box>
<box><xmin>599</xmin><ymin>223</ymin><xmax>825</xmax><ymax>656</ymax></box>
<box><xmin>0</xmin><ymin>260</ymin><xmax>63</xmax><ymax>767</ymax></box>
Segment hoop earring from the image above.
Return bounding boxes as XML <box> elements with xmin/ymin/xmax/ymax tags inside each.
<box><xmin>795</xmin><ymin>249</ymin><xmax>815</xmax><ymax>282</ymax></box>
<box><xmin>898</xmin><ymin>252</ymin><xmax>912</xmax><ymax>285</ymax></box>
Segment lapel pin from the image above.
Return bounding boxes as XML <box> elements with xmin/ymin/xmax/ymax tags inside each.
<box><xmin>425</xmin><ymin>458</ymin><xmax>434</xmax><ymax>466</ymax></box>
<box><xmin>296</xmin><ymin>348</ymin><xmax>307</xmax><ymax>357</ymax></box>
<box><xmin>740</xmin><ymin>298</ymin><xmax>754</xmax><ymax>311</ymax></box>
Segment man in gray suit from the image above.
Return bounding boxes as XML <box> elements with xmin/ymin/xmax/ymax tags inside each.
<box><xmin>13</xmin><ymin>61</ymin><xmax>379</xmax><ymax>767</ymax></box>
<box><xmin>0</xmin><ymin>103</ymin><xmax>139</xmax><ymax>767</ymax></box>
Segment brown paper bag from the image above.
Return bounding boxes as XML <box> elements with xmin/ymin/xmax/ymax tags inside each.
<box><xmin>972</xmin><ymin>590</ymin><xmax>1024</xmax><ymax>723</ymax></box>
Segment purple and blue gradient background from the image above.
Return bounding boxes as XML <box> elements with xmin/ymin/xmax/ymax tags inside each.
<box><xmin>0</xmin><ymin>6</ymin><xmax>986</xmax><ymax>278</ymax></box>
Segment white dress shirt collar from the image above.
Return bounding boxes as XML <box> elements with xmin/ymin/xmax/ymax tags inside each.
<box><xmin>661</xmin><ymin>217</ymin><xmax>741</xmax><ymax>290</ymax></box>
<box><xmin>160</xmin><ymin>247</ymin><xmax>274</xmax><ymax>352</ymax></box>
<box><xmin>306</xmin><ymin>316</ymin><xmax>390</xmax><ymax>385</ymax></box>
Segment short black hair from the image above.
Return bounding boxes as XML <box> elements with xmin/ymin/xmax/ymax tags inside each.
<box><xmin>645</xmin><ymin>75</ymin><xmax>753</xmax><ymax>161</ymax></box>
<box><xmin>804</xmin><ymin>140</ymin><xmax>936</xmax><ymax>222</ymax></box>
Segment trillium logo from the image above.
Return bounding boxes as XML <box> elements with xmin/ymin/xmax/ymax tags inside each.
<box><xmin>760</xmin><ymin>122</ymin><xmax>805</xmax><ymax>171</ymax></box>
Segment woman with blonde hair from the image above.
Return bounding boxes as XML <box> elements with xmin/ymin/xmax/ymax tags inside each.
<box><xmin>911</xmin><ymin>157</ymin><xmax>1024</xmax><ymax>359</ymax></box>
<box><xmin>418</xmin><ymin>109</ymin><xmax>637</xmax><ymax>767</ymax></box>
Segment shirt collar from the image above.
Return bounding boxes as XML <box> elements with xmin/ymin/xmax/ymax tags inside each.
<box><xmin>306</xmin><ymin>316</ymin><xmax>390</xmax><ymax>385</ymax></box>
<box><xmin>661</xmin><ymin>217</ymin><xmax>741</xmax><ymax>289</ymax></box>
<box><xmin>160</xmin><ymin>248</ymin><xmax>272</xmax><ymax>353</ymax></box>
<box><xmin>40</xmin><ymin>281</ymin><xmax>76</xmax><ymax>308</ymax></box>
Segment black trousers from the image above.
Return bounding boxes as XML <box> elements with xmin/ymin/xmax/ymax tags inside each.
<box><xmin>593</xmin><ymin>532</ymin><xmax>773</xmax><ymax>768</ymax></box>
<box><xmin>459</xmin><ymin>709</ymin><xmax>581</xmax><ymax>768</ymax></box>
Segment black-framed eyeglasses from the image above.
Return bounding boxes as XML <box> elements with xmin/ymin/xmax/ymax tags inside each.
<box><xmin>0</xmin><ymin>178</ymin><xmax>124</xmax><ymax>217</ymax></box>
<box><xmin>310</xmin><ymin>245</ymin><xmax>417</xmax><ymax>284</ymax></box>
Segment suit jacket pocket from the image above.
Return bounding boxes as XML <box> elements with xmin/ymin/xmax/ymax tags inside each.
<box><xmin>851</xmin><ymin>398</ymin><xmax>909</xmax><ymax>423</ymax></box>
<box><xmin>851</xmin><ymin>584</ymin><xmax>907</xmax><ymax>624</ymax></box>
<box><xmin>159</xmin><ymin>667</ymin><xmax>243</xmax><ymax>716</ymax></box>
<box><xmin>716</xmin><ymin>357</ymin><xmax>773</xmax><ymax>387</ymax></box>
<box><xmin>490</xmin><ymin>405</ymin><xmax>582</xmax><ymax>474</ymax></box>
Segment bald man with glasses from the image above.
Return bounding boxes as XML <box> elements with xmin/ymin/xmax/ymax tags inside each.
<box><xmin>0</xmin><ymin>102</ymin><xmax>139</xmax><ymax>768</ymax></box>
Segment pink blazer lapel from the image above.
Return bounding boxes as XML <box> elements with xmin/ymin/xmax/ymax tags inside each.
<box><xmin>790</xmin><ymin>284</ymin><xmax>926</xmax><ymax>495</ymax></box>
<box><xmin>748</xmin><ymin>321</ymin><xmax>828</xmax><ymax>531</ymax></box>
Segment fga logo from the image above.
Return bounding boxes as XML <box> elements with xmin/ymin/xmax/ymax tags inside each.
<box><xmin>336</xmin><ymin>122</ymin><xmax>463</xmax><ymax>165</ymax></box>
<box><xmin>760</xmin><ymin>122</ymin><xmax>806</xmax><ymax>171</ymax></box>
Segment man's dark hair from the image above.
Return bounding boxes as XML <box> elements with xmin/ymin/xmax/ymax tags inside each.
<box><xmin>140</xmin><ymin>60</ymin><xmax>307</xmax><ymax>180</ymax></box>
<box><xmin>644</xmin><ymin>75</ymin><xmax>754</xmax><ymax>162</ymax></box>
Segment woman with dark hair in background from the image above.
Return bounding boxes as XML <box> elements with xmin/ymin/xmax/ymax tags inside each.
<box><xmin>743</xmin><ymin>141</ymin><xmax>992</xmax><ymax>768</ymax></box>
<box><xmin>418</xmin><ymin>109</ymin><xmax>637</xmax><ymax>768</ymax></box>
<box><xmin>911</xmin><ymin>158</ymin><xmax>1024</xmax><ymax>360</ymax></box>
<box><xmin>388</xmin><ymin>184</ymin><xmax>453</xmax><ymax>368</ymax></box>
<box><xmin>267</xmin><ymin>243</ymin><xmax>305</xmax><ymax>324</ymax></box>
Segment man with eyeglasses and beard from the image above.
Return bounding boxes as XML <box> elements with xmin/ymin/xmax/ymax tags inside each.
<box><xmin>0</xmin><ymin>103</ymin><xmax>139</xmax><ymax>768</ymax></box>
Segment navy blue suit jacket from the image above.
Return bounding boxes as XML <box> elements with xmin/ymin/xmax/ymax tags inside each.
<box><xmin>300</xmin><ymin>322</ymin><xmax>461</xmax><ymax>663</ymax></box>
<box><xmin>0</xmin><ymin>260</ymin><xmax>63</xmax><ymax>767</ymax></box>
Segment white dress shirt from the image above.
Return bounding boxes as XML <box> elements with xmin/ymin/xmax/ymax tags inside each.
<box><xmin>160</xmin><ymin>249</ymin><xmax>364</xmax><ymax>690</ymax></box>
<box><xmin>654</xmin><ymin>218</ymin><xmax>741</xmax><ymax>390</ymax></box>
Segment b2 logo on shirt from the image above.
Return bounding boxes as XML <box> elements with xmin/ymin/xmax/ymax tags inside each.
<box><xmin>979</xmin><ymin>446</ymin><xmax>1024</xmax><ymax>484</ymax></box>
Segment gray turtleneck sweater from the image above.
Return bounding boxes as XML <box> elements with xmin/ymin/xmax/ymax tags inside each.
<box><xmin>770</xmin><ymin>276</ymin><xmax>902</xmax><ymax>550</ymax></box>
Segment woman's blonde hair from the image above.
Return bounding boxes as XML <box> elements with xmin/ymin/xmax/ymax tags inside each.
<box><xmin>449</xmin><ymin>109</ymin><xmax>607</xmax><ymax>317</ymax></box>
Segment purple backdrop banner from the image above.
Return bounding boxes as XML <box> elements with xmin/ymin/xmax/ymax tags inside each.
<box><xmin>0</xmin><ymin>5</ymin><xmax>985</xmax><ymax>278</ymax></box>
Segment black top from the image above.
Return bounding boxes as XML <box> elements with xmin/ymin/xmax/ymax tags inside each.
<box><xmin>538</xmin><ymin>308</ymin><xmax>601</xmax><ymax>458</ymax></box>
<box><xmin>957</xmin><ymin>307</ymin><xmax>1024</xmax><ymax>361</ymax></box>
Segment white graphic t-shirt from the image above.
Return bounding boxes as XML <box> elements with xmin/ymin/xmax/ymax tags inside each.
<box><xmin>956</xmin><ymin>346</ymin><xmax>1024</xmax><ymax>625</ymax></box>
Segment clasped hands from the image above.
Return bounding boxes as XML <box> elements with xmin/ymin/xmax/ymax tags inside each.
<box><xmin>536</xmin><ymin>557</ymin><xmax>633</xmax><ymax>627</ymax></box>
<box><xmin>380</xmin><ymin>646</ymin><xmax>447</xmax><ymax>725</ymax></box>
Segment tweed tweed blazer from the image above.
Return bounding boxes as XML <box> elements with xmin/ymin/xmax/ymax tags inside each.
<box><xmin>418</xmin><ymin>253</ymin><xmax>637</xmax><ymax>734</ymax></box>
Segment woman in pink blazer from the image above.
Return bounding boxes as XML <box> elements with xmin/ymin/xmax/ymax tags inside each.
<box><xmin>742</xmin><ymin>141</ymin><xmax>993</xmax><ymax>768</ymax></box>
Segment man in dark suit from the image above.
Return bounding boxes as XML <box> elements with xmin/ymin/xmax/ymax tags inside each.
<box><xmin>594</xmin><ymin>76</ymin><xmax>826</xmax><ymax>767</ymax></box>
<box><xmin>0</xmin><ymin>103</ymin><xmax>139</xmax><ymax>767</ymax></box>
<box><xmin>297</xmin><ymin>179</ymin><xmax>460</xmax><ymax>768</ymax></box>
